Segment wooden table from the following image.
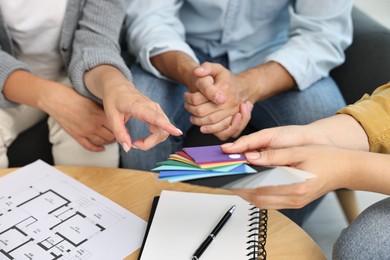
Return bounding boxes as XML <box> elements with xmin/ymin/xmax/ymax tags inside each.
<box><xmin>0</xmin><ymin>166</ymin><xmax>325</xmax><ymax>259</ymax></box>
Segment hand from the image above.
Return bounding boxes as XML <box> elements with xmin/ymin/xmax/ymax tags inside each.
<box><xmin>231</xmin><ymin>145</ymin><xmax>357</xmax><ymax>209</ymax></box>
<box><xmin>221</xmin><ymin>125</ymin><xmax>313</xmax><ymax>154</ymax></box>
<box><xmin>102</xmin><ymin>80</ymin><xmax>183</xmax><ymax>152</ymax></box>
<box><xmin>221</xmin><ymin>114</ymin><xmax>370</xmax><ymax>154</ymax></box>
<box><xmin>185</xmin><ymin>92</ymin><xmax>253</xmax><ymax>140</ymax></box>
<box><xmin>3</xmin><ymin>70</ymin><xmax>115</xmax><ymax>152</ymax></box>
<box><xmin>84</xmin><ymin>65</ymin><xmax>183</xmax><ymax>153</ymax></box>
<box><xmin>185</xmin><ymin>62</ymin><xmax>257</xmax><ymax>140</ymax></box>
<box><xmin>45</xmin><ymin>86</ymin><xmax>115</xmax><ymax>152</ymax></box>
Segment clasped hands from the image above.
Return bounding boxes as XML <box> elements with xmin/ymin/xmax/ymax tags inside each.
<box><xmin>185</xmin><ymin>62</ymin><xmax>255</xmax><ymax>141</ymax></box>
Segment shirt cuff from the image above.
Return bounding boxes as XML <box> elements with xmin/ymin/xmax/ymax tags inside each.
<box><xmin>70</xmin><ymin>48</ymin><xmax>133</xmax><ymax>104</ymax></box>
<box><xmin>138</xmin><ymin>41</ymin><xmax>199</xmax><ymax>80</ymax></box>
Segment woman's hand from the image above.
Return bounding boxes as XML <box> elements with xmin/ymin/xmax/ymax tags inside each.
<box><xmin>230</xmin><ymin>145</ymin><xmax>357</xmax><ymax>209</ymax></box>
<box><xmin>84</xmin><ymin>65</ymin><xmax>183</xmax><ymax>152</ymax></box>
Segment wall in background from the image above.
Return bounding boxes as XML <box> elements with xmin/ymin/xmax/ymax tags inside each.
<box><xmin>354</xmin><ymin>0</ymin><xmax>390</xmax><ymax>29</ymax></box>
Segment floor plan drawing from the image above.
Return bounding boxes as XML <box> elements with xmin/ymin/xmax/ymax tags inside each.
<box><xmin>0</xmin><ymin>160</ymin><xmax>146</xmax><ymax>260</ymax></box>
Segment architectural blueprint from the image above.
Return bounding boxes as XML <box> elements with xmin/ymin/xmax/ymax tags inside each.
<box><xmin>0</xmin><ymin>160</ymin><xmax>146</xmax><ymax>260</ymax></box>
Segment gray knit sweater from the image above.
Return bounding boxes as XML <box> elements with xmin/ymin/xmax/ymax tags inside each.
<box><xmin>0</xmin><ymin>0</ymin><xmax>132</xmax><ymax>107</ymax></box>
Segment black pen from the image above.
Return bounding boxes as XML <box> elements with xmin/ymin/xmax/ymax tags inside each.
<box><xmin>191</xmin><ymin>205</ymin><xmax>236</xmax><ymax>260</ymax></box>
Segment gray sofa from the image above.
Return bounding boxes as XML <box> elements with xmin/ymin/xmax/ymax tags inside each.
<box><xmin>7</xmin><ymin>7</ymin><xmax>390</xmax><ymax>174</ymax></box>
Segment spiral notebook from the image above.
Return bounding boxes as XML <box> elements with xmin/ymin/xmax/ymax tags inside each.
<box><xmin>138</xmin><ymin>190</ymin><xmax>267</xmax><ymax>260</ymax></box>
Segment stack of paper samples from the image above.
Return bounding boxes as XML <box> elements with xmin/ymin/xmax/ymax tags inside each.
<box><xmin>152</xmin><ymin>145</ymin><xmax>256</xmax><ymax>182</ymax></box>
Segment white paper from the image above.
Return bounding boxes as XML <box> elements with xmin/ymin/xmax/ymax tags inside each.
<box><xmin>0</xmin><ymin>160</ymin><xmax>146</xmax><ymax>260</ymax></box>
<box><xmin>140</xmin><ymin>190</ymin><xmax>259</xmax><ymax>260</ymax></box>
<box><xmin>223</xmin><ymin>166</ymin><xmax>316</xmax><ymax>189</ymax></box>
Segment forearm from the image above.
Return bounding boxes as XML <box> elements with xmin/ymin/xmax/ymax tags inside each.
<box><xmin>3</xmin><ymin>70</ymin><xmax>59</xmax><ymax>110</ymax></box>
<box><xmin>346</xmin><ymin>151</ymin><xmax>390</xmax><ymax>195</ymax></box>
<box><xmin>306</xmin><ymin>114</ymin><xmax>370</xmax><ymax>151</ymax></box>
<box><xmin>150</xmin><ymin>51</ymin><xmax>199</xmax><ymax>91</ymax></box>
<box><xmin>237</xmin><ymin>61</ymin><xmax>296</xmax><ymax>102</ymax></box>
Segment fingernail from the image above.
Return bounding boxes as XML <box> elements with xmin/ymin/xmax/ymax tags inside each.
<box><xmin>245</xmin><ymin>152</ymin><xmax>260</xmax><ymax>159</ymax></box>
<box><xmin>122</xmin><ymin>143</ymin><xmax>130</xmax><ymax>153</ymax></box>
<box><xmin>248</xmin><ymin>102</ymin><xmax>254</xmax><ymax>110</ymax></box>
<box><xmin>215</xmin><ymin>92</ymin><xmax>225</xmax><ymax>104</ymax></box>
<box><xmin>176</xmin><ymin>128</ymin><xmax>183</xmax><ymax>135</ymax></box>
<box><xmin>221</xmin><ymin>143</ymin><xmax>233</xmax><ymax>148</ymax></box>
<box><xmin>132</xmin><ymin>145</ymin><xmax>139</xmax><ymax>149</ymax></box>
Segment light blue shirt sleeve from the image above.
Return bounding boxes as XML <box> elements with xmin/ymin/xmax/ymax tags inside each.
<box><xmin>124</xmin><ymin>0</ymin><xmax>198</xmax><ymax>79</ymax></box>
<box><xmin>265</xmin><ymin>1</ymin><xmax>353</xmax><ymax>90</ymax></box>
<box><xmin>125</xmin><ymin>0</ymin><xmax>353</xmax><ymax>90</ymax></box>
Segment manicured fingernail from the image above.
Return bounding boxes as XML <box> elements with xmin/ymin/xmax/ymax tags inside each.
<box><xmin>245</xmin><ymin>152</ymin><xmax>260</xmax><ymax>159</ymax></box>
<box><xmin>176</xmin><ymin>128</ymin><xmax>183</xmax><ymax>135</ymax></box>
<box><xmin>122</xmin><ymin>143</ymin><xmax>130</xmax><ymax>153</ymax></box>
<box><xmin>221</xmin><ymin>143</ymin><xmax>233</xmax><ymax>148</ymax></box>
<box><xmin>131</xmin><ymin>145</ymin><xmax>139</xmax><ymax>149</ymax></box>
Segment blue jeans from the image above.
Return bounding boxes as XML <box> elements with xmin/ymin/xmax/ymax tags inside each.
<box><xmin>122</xmin><ymin>49</ymin><xmax>346</xmax><ymax>170</ymax></box>
<box><xmin>122</xmin><ymin>50</ymin><xmax>346</xmax><ymax>226</ymax></box>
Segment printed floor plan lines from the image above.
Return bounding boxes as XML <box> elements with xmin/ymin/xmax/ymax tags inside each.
<box><xmin>0</xmin><ymin>161</ymin><xmax>146</xmax><ymax>260</ymax></box>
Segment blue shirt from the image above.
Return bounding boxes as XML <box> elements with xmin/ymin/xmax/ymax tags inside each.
<box><xmin>125</xmin><ymin>0</ymin><xmax>353</xmax><ymax>90</ymax></box>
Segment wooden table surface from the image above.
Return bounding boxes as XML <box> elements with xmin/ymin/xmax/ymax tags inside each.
<box><xmin>0</xmin><ymin>166</ymin><xmax>325</xmax><ymax>259</ymax></box>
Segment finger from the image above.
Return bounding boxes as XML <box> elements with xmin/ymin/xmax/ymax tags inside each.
<box><xmin>132</xmin><ymin>126</ymin><xmax>169</xmax><ymax>151</ymax></box>
<box><xmin>231</xmin><ymin>102</ymin><xmax>253</xmax><ymax>138</ymax></box>
<box><xmin>195</xmin><ymin>62</ymin><xmax>221</xmax><ymax>78</ymax></box>
<box><xmin>87</xmin><ymin>135</ymin><xmax>108</xmax><ymax>146</ymax></box>
<box><xmin>221</xmin><ymin>130</ymin><xmax>275</xmax><ymax>154</ymax></box>
<box><xmin>190</xmin><ymin>107</ymin><xmax>235</xmax><ymax>126</ymax></box>
<box><xmin>213</xmin><ymin>113</ymin><xmax>243</xmax><ymax>140</ymax></box>
<box><xmin>185</xmin><ymin>101</ymin><xmax>220</xmax><ymax>118</ymax></box>
<box><xmin>244</xmin><ymin>147</ymin><xmax>301</xmax><ymax>167</ymax></box>
<box><xmin>78</xmin><ymin>137</ymin><xmax>105</xmax><ymax>152</ymax></box>
<box><xmin>184</xmin><ymin>92</ymin><xmax>209</xmax><ymax>106</ymax></box>
<box><xmin>193</xmin><ymin>69</ymin><xmax>226</xmax><ymax>105</ymax></box>
<box><xmin>193</xmin><ymin>65</ymin><xmax>211</xmax><ymax>77</ymax></box>
<box><xmin>133</xmin><ymin>107</ymin><xmax>183</xmax><ymax>137</ymax></box>
<box><xmin>95</xmin><ymin>126</ymin><xmax>116</xmax><ymax>143</ymax></box>
<box><xmin>199</xmin><ymin>116</ymin><xmax>233</xmax><ymax>135</ymax></box>
<box><xmin>109</xmin><ymin>111</ymin><xmax>133</xmax><ymax>153</ymax></box>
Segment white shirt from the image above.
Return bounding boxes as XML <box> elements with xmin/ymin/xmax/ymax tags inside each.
<box><xmin>0</xmin><ymin>0</ymin><xmax>68</xmax><ymax>80</ymax></box>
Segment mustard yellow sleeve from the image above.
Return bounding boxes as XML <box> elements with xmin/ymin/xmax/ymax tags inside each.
<box><xmin>337</xmin><ymin>82</ymin><xmax>390</xmax><ymax>153</ymax></box>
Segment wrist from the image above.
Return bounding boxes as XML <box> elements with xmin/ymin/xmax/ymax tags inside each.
<box><xmin>308</xmin><ymin>114</ymin><xmax>370</xmax><ymax>151</ymax></box>
<box><xmin>240</xmin><ymin>61</ymin><xmax>295</xmax><ymax>102</ymax></box>
<box><xmin>85</xmin><ymin>65</ymin><xmax>129</xmax><ymax>99</ymax></box>
<box><xmin>151</xmin><ymin>51</ymin><xmax>198</xmax><ymax>89</ymax></box>
<box><xmin>37</xmin><ymin>81</ymin><xmax>72</xmax><ymax>115</ymax></box>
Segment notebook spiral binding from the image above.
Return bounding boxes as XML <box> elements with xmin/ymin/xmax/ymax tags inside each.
<box><xmin>246</xmin><ymin>206</ymin><xmax>268</xmax><ymax>260</ymax></box>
